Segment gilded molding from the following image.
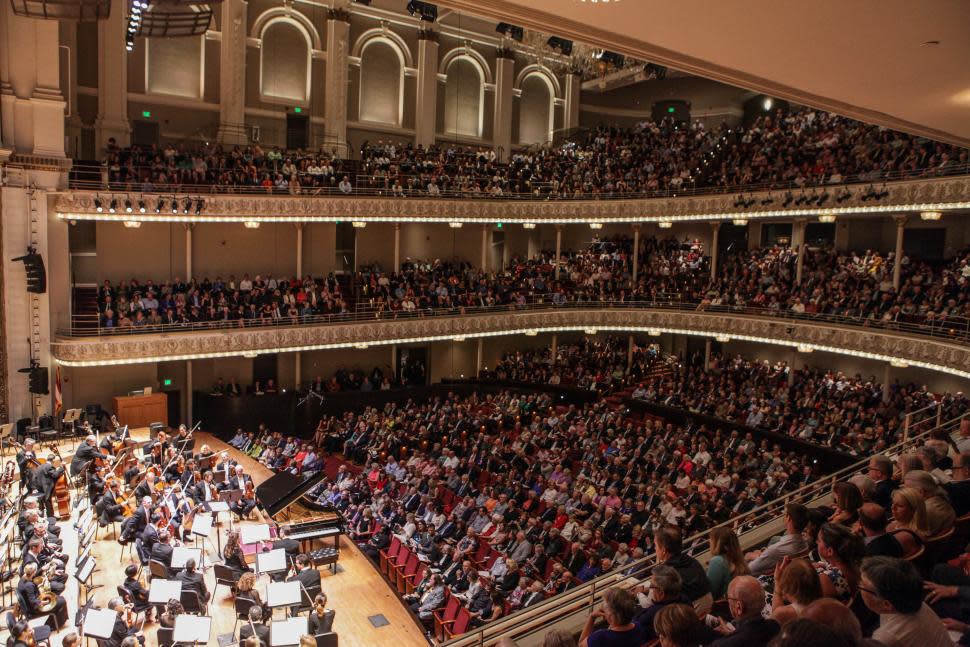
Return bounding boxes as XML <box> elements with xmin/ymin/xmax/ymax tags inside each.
<box><xmin>53</xmin><ymin>176</ymin><xmax>970</xmax><ymax>224</ymax></box>
<box><xmin>51</xmin><ymin>309</ymin><xmax>970</xmax><ymax>379</ymax></box>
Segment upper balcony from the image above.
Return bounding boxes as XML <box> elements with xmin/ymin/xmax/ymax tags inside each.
<box><xmin>56</xmin><ymin>166</ymin><xmax>970</xmax><ymax>226</ymax></box>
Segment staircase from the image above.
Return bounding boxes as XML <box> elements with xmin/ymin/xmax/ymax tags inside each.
<box><xmin>71</xmin><ymin>286</ymin><xmax>100</xmax><ymax>331</ymax></box>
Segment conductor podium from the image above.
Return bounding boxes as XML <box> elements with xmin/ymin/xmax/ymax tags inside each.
<box><xmin>113</xmin><ymin>392</ymin><xmax>168</xmax><ymax>428</ymax></box>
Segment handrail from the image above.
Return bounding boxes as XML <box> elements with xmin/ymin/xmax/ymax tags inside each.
<box><xmin>63</xmin><ymin>161</ymin><xmax>970</xmax><ymax>202</ymax></box>
<box><xmin>438</xmin><ymin>412</ymin><xmax>968</xmax><ymax>646</ymax></box>
<box><xmin>59</xmin><ymin>296</ymin><xmax>970</xmax><ymax>346</ymax></box>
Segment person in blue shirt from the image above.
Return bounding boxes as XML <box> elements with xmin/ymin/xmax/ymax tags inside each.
<box><xmin>579</xmin><ymin>587</ymin><xmax>650</xmax><ymax>647</ymax></box>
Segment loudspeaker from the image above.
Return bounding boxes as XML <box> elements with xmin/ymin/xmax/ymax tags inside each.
<box><xmin>11</xmin><ymin>252</ymin><xmax>46</xmax><ymax>294</ymax></box>
<box><xmin>28</xmin><ymin>367</ymin><xmax>49</xmax><ymax>395</ymax></box>
<box><xmin>149</xmin><ymin>422</ymin><xmax>165</xmax><ymax>439</ymax></box>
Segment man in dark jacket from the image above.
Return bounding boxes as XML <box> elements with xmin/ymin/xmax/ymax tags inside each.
<box><xmin>71</xmin><ymin>435</ymin><xmax>102</xmax><ymax>477</ymax></box>
<box><xmin>288</xmin><ymin>554</ymin><xmax>322</xmax><ymax>590</ymax></box>
<box><xmin>150</xmin><ymin>530</ymin><xmax>174</xmax><ymax>573</ymax></box>
<box><xmin>239</xmin><ymin>605</ymin><xmax>270</xmax><ymax>646</ymax></box>
<box><xmin>709</xmin><ymin>576</ymin><xmax>780</xmax><ymax>647</ymax></box>
<box><xmin>176</xmin><ymin>558</ymin><xmax>209</xmax><ymax>604</ymax></box>
<box><xmin>860</xmin><ymin>503</ymin><xmax>904</xmax><ymax>558</ymax></box>
<box><xmin>32</xmin><ymin>455</ymin><xmax>65</xmax><ymax>517</ymax></box>
<box><xmin>654</xmin><ymin>526</ymin><xmax>712</xmax><ymax>614</ymax></box>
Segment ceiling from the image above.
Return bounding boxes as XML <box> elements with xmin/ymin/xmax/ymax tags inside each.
<box><xmin>431</xmin><ymin>0</ymin><xmax>970</xmax><ymax>147</ymax></box>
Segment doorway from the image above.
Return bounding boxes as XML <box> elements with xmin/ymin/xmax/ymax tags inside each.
<box><xmin>286</xmin><ymin>114</ymin><xmax>309</xmax><ymax>150</ymax></box>
<box><xmin>396</xmin><ymin>346</ymin><xmax>428</xmax><ymax>386</ymax></box>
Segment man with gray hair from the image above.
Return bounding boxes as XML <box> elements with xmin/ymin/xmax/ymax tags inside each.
<box><xmin>633</xmin><ymin>564</ymin><xmax>687</xmax><ymax>641</ymax></box>
<box><xmin>903</xmin><ymin>470</ymin><xmax>955</xmax><ymax>536</ymax></box>
<box><xmin>71</xmin><ymin>434</ymin><xmax>101</xmax><ymax>476</ymax></box>
<box><xmin>709</xmin><ymin>576</ymin><xmax>780</xmax><ymax>647</ymax></box>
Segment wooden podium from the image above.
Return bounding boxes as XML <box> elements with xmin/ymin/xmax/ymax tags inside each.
<box><xmin>113</xmin><ymin>393</ymin><xmax>168</xmax><ymax>428</ymax></box>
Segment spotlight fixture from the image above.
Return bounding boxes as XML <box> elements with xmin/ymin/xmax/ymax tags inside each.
<box><xmin>496</xmin><ymin>22</ymin><xmax>523</xmax><ymax>41</ymax></box>
<box><xmin>124</xmin><ymin>199</ymin><xmax>133</xmax><ymax>213</ymax></box>
<box><xmin>782</xmin><ymin>192</ymin><xmax>794</xmax><ymax>207</ymax></box>
<box><xmin>715</xmin><ymin>335</ymin><xmax>731</xmax><ymax>343</ymax></box>
<box><xmin>194</xmin><ymin>199</ymin><xmax>204</xmax><ymax>215</ymax></box>
<box><xmin>835</xmin><ymin>188</ymin><xmax>852</xmax><ymax>203</ymax></box>
<box><xmin>123</xmin><ymin>221</ymin><xmax>142</xmax><ymax>229</ymax></box>
<box><xmin>170</xmin><ymin>197</ymin><xmax>178</xmax><ymax>214</ymax></box>
<box><xmin>524</xmin><ymin>330</ymin><xmax>538</xmax><ymax>336</ymax></box>
<box><xmin>406</xmin><ymin>0</ymin><xmax>437</xmax><ymax>22</ymax></box>
<box><xmin>546</xmin><ymin>36</ymin><xmax>573</xmax><ymax>55</ymax></box>
<box><xmin>648</xmin><ymin>329</ymin><xmax>661</xmax><ymax>336</ymax></box>
<box><xmin>794</xmin><ymin>192</ymin><xmax>808</xmax><ymax>206</ymax></box>
<box><xmin>94</xmin><ymin>198</ymin><xmax>103</xmax><ymax>213</ymax></box>
<box><xmin>643</xmin><ymin>63</ymin><xmax>667</xmax><ymax>81</ymax></box>
<box><xmin>584</xmin><ymin>328</ymin><xmax>597</xmax><ymax>335</ymax></box>
<box><xmin>796</xmin><ymin>344</ymin><xmax>813</xmax><ymax>353</ymax></box>
<box><xmin>448</xmin><ymin>222</ymin><xmax>463</xmax><ymax>228</ymax></box>
<box><xmin>760</xmin><ymin>194</ymin><xmax>775</xmax><ymax>206</ymax></box>
<box><xmin>352</xmin><ymin>221</ymin><xmax>367</xmax><ymax>228</ymax></box>
<box><xmin>920</xmin><ymin>210</ymin><xmax>942</xmax><ymax>221</ymax></box>
<box><xmin>108</xmin><ymin>199</ymin><xmax>117</xmax><ymax>213</ymax></box>
<box><xmin>732</xmin><ymin>218</ymin><xmax>748</xmax><ymax>226</ymax></box>
<box><xmin>816</xmin><ymin>191</ymin><xmax>829</xmax><ymax>206</ymax></box>
<box><xmin>244</xmin><ymin>221</ymin><xmax>260</xmax><ymax>229</ymax></box>
<box><xmin>155</xmin><ymin>199</ymin><xmax>164</xmax><ymax>214</ymax></box>
<box><xmin>181</xmin><ymin>198</ymin><xmax>191</xmax><ymax>214</ymax></box>
<box><xmin>354</xmin><ymin>343</ymin><xmax>370</xmax><ymax>349</ymax></box>
<box><xmin>890</xmin><ymin>359</ymin><xmax>909</xmax><ymax>368</ymax></box>
<box><xmin>818</xmin><ymin>213</ymin><xmax>836</xmax><ymax>223</ymax></box>
<box><xmin>138</xmin><ymin>200</ymin><xmax>146</xmax><ymax>213</ymax></box>
<box><xmin>593</xmin><ymin>50</ymin><xmax>625</xmax><ymax>68</ymax></box>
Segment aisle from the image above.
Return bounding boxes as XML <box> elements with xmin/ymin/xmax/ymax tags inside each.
<box><xmin>32</xmin><ymin>429</ymin><xmax>429</xmax><ymax>647</ymax></box>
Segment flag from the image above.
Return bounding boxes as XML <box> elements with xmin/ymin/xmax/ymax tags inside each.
<box><xmin>54</xmin><ymin>366</ymin><xmax>63</xmax><ymax>414</ymax></box>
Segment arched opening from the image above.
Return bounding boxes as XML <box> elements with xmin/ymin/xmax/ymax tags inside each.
<box><xmin>260</xmin><ymin>19</ymin><xmax>311</xmax><ymax>103</ymax></box>
<box><xmin>518</xmin><ymin>73</ymin><xmax>554</xmax><ymax>145</ymax></box>
<box><xmin>443</xmin><ymin>57</ymin><xmax>483</xmax><ymax>138</ymax></box>
<box><xmin>359</xmin><ymin>39</ymin><xmax>403</xmax><ymax>125</ymax></box>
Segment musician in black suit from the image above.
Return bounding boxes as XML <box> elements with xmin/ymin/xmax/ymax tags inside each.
<box><xmin>121</xmin><ymin>497</ymin><xmax>153</xmax><ymax>543</ymax></box>
<box><xmin>96</xmin><ymin>482</ymin><xmax>127</xmax><ymax>527</ymax></box>
<box><xmin>15</xmin><ymin>438</ymin><xmax>37</xmax><ymax>489</ymax></box>
<box><xmin>150</xmin><ymin>530</ymin><xmax>174</xmax><ymax>571</ymax></box>
<box><xmin>132</xmin><ymin>472</ymin><xmax>158</xmax><ymax>501</ymax></box>
<box><xmin>272</xmin><ymin>526</ymin><xmax>301</xmax><ymax>557</ymax></box>
<box><xmin>288</xmin><ymin>554</ymin><xmax>322</xmax><ymax>590</ymax></box>
<box><xmin>141</xmin><ymin>516</ymin><xmax>161</xmax><ymax>554</ymax></box>
<box><xmin>194</xmin><ymin>471</ymin><xmax>217</xmax><ymax>503</ymax></box>
<box><xmin>17</xmin><ymin>563</ymin><xmax>68</xmax><ymax>628</ymax></box>
<box><xmin>122</xmin><ymin>564</ymin><xmax>153</xmax><ymax>620</ymax></box>
<box><xmin>176</xmin><ymin>558</ymin><xmax>209</xmax><ymax>604</ymax></box>
<box><xmin>70</xmin><ymin>435</ymin><xmax>101</xmax><ymax>476</ymax></box>
<box><xmin>104</xmin><ymin>596</ymin><xmax>143</xmax><ymax>647</ymax></box>
<box><xmin>239</xmin><ymin>606</ymin><xmax>270</xmax><ymax>646</ymax></box>
<box><xmin>32</xmin><ymin>455</ymin><xmax>65</xmax><ymax>518</ymax></box>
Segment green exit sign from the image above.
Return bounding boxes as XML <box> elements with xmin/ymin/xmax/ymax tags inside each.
<box><xmin>142</xmin><ymin>110</ymin><xmax>152</xmax><ymax>118</ymax></box>
<box><xmin>163</xmin><ymin>378</ymin><xmax>172</xmax><ymax>386</ymax></box>
<box><xmin>293</xmin><ymin>107</ymin><xmax>302</xmax><ymax>113</ymax></box>
<box><xmin>667</xmin><ymin>107</ymin><xmax>676</xmax><ymax>113</ymax></box>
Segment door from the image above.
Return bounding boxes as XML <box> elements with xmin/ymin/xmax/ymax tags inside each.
<box><xmin>397</xmin><ymin>346</ymin><xmax>428</xmax><ymax>386</ymax></box>
<box><xmin>132</xmin><ymin>120</ymin><xmax>160</xmax><ymax>147</ymax></box>
<box><xmin>286</xmin><ymin>114</ymin><xmax>309</xmax><ymax>150</ymax></box>
<box><xmin>253</xmin><ymin>354</ymin><xmax>278</xmax><ymax>391</ymax></box>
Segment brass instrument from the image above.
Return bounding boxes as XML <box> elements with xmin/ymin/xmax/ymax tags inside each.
<box><xmin>32</xmin><ymin>574</ymin><xmax>57</xmax><ymax>613</ymax></box>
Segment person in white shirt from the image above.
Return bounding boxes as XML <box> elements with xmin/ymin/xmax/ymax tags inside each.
<box><xmin>860</xmin><ymin>556</ymin><xmax>954</xmax><ymax>647</ymax></box>
<box><xmin>339</xmin><ymin>176</ymin><xmax>353</xmax><ymax>194</ymax></box>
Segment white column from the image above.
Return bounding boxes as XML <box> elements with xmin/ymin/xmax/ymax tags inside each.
<box><xmin>294</xmin><ymin>352</ymin><xmax>302</xmax><ymax>390</ymax></box>
<box><xmin>554</xmin><ymin>226</ymin><xmax>563</xmax><ymax>280</ymax></box>
<box><xmin>394</xmin><ymin>223</ymin><xmax>401</xmax><ymax>271</ymax></box>
<box><xmin>710</xmin><ymin>222</ymin><xmax>720</xmax><ymax>280</ymax></box>
<box><xmin>631</xmin><ymin>225</ymin><xmax>640</xmax><ymax>284</ymax></box>
<box><xmin>391</xmin><ymin>344</ymin><xmax>398</xmax><ymax>379</ymax></box>
<box><xmin>186</xmin><ymin>359</ymin><xmax>193</xmax><ymax>427</ymax></box>
<box><xmin>704</xmin><ymin>339</ymin><xmax>711</xmax><ymax>370</ymax></box>
<box><xmin>216</xmin><ymin>0</ymin><xmax>248</xmax><ymax>144</ymax></box>
<box><xmin>627</xmin><ymin>335</ymin><xmax>634</xmax><ymax>372</ymax></box>
<box><xmin>184</xmin><ymin>225</ymin><xmax>194</xmax><ymax>279</ymax></box>
<box><xmin>324</xmin><ymin>9</ymin><xmax>350</xmax><ymax>156</ymax></box>
<box><xmin>0</xmin><ymin>5</ymin><xmax>66</xmax><ymax>156</ymax></box>
<box><xmin>295</xmin><ymin>224</ymin><xmax>304</xmax><ymax>279</ymax></box>
<box><xmin>414</xmin><ymin>30</ymin><xmax>439</xmax><ymax>149</ymax></box>
<box><xmin>550</xmin><ymin>334</ymin><xmax>557</xmax><ymax>361</ymax></box>
<box><xmin>492</xmin><ymin>53</ymin><xmax>514</xmax><ymax>162</ymax></box>
<box><xmin>793</xmin><ymin>219</ymin><xmax>807</xmax><ymax>284</ymax></box>
<box><xmin>96</xmin><ymin>0</ymin><xmax>131</xmax><ymax>153</ymax></box>
<box><xmin>564</xmin><ymin>73</ymin><xmax>581</xmax><ymax>134</ymax></box>
<box><xmin>480</xmin><ymin>224</ymin><xmax>488</xmax><ymax>270</ymax></box>
<box><xmin>527</xmin><ymin>227</ymin><xmax>539</xmax><ymax>260</ymax></box>
<box><xmin>475</xmin><ymin>339</ymin><xmax>483</xmax><ymax>374</ymax></box>
<box><xmin>893</xmin><ymin>215</ymin><xmax>907</xmax><ymax>290</ymax></box>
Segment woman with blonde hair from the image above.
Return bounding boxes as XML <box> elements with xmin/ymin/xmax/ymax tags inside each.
<box><xmin>887</xmin><ymin>486</ymin><xmax>928</xmax><ymax>556</ymax></box>
<box><xmin>705</xmin><ymin>527</ymin><xmax>749</xmax><ymax>599</ymax></box>
<box><xmin>771</xmin><ymin>558</ymin><xmax>822</xmax><ymax>625</ymax></box>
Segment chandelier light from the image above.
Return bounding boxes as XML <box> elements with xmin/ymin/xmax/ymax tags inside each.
<box><xmin>732</xmin><ymin>218</ymin><xmax>748</xmax><ymax>226</ymax></box>
<box><xmin>920</xmin><ymin>210</ymin><xmax>942</xmax><ymax>221</ymax></box>
<box><xmin>818</xmin><ymin>213</ymin><xmax>837</xmax><ymax>223</ymax></box>
<box><xmin>123</xmin><ymin>221</ymin><xmax>141</xmax><ymax>228</ymax></box>
<box><xmin>244</xmin><ymin>221</ymin><xmax>260</xmax><ymax>229</ymax></box>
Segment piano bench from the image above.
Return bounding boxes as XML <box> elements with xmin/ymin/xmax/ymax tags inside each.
<box><xmin>311</xmin><ymin>547</ymin><xmax>340</xmax><ymax>574</ymax></box>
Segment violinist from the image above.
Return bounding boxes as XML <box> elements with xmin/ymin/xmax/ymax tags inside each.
<box><xmin>222</xmin><ymin>465</ymin><xmax>250</xmax><ymax>493</ymax></box>
<box><xmin>214</xmin><ymin>451</ymin><xmax>235</xmax><ymax>483</ymax></box>
<box><xmin>163</xmin><ymin>455</ymin><xmax>184</xmax><ymax>484</ymax></box>
<box><xmin>96</xmin><ymin>480</ymin><xmax>128</xmax><ymax>527</ymax></box>
<box><xmin>70</xmin><ymin>435</ymin><xmax>102</xmax><ymax>476</ymax></box>
<box><xmin>32</xmin><ymin>454</ymin><xmax>65</xmax><ymax>518</ymax></box>
<box><xmin>178</xmin><ymin>459</ymin><xmax>197</xmax><ymax>489</ymax></box>
<box><xmin>87</xmin><ymin>466</ymin><xmax>107</xmax><ymax>503</ymax></box>
<box><xmin>123</xmin><ymin>458</ymin><xmax>145</xmax><ymax>485</ymax></box>
<box><xmin>149</xmin><ymin>530</ymin><xmax>175</xmax><ymax>572</ymax></box>
<box><xmin>6</xmin><ymin>621</ymin><xmax>36</xmax><ymax>647</ymax></box>
<box><xmin>100</xmin><ymin>427</ymin><xmax>121</xmax><ymax>452</ymax></box>
<box><xmin>132</xmin><ymin>470</ymin><xmax>159</xmax><ymax>501</ymax></box>
<box><xmin>120</xmin><ymin>496</ymin><xmax>152</xmax><ymax>544</ymax></box>
<box><xmin>14</xmin><ymin>438</ymin><xmax>37</xmax><ymax>489</ymax></box>
<box><xmin>193</xmin><ymin>470</ymin><xmax>216</xmax><ymax>503</ymax></box>
<box><xmin>195</xmin><ymin>444</ymin><xmax>214</xmax><ymax>470</ymax></box>
<box><xmin>105</xmin><ymin>596</ymin><xmax>144</xmax><ymax>647</ymax></box>
<box><xmin>122</xmin><ymin>564</ymin><xmax>153</xmax><ymax>622</ymax></box>
<box><xmin>140</xmin><ymin>512</ymin><xmax>162</xmax><ymax>557</ymax></box>
<box><xmin>231</xmin><ymin>480</ymin><xmax>258</xmax><ymax>521</ymax></box>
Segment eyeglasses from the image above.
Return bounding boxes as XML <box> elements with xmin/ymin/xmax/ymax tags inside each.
<box><xmin>858</xmin><ymin>585</ymin><xmax>881</xmax><ymax>597</ymax></box>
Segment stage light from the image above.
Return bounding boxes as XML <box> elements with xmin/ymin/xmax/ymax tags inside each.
<box><xmin>588</xmin><ymin>223</ymin><xmax>603</xmax><ymax>229</ymax></box>
<box><xmin>657</xmin><ymin>220</ymin><xmax>672</xmax><ymax>229</ymax></box>
<box><xmin>352</xmin><ymin>221</ymin><xmax>367</xmax><ymax>228</ymax></box>
<box><xmin>94</xmin><ymin>198</ymin><xmax>103</xmax><ymax>213</ymax></box>
<box><xmin>124</xmin><ymin>221</ymin><xmax>142</xmax><ymax>228</ymax></box>
<box><xmin>194</xmin><ymin>199</ymin><xmax>204</xmax><ymax>215</ymax></box>
<box><xmin>244</xmin><ymin>221</ymin><xmax>260</xmax><ymax>229</ymax></box>
<box><xmin>818</xmin><ymin>213</ymin><xmax>836</xmax><ymax>223</ymax></box>
<box><xmin>732</xmin><ymin>219</ymin><xmax>748</xmax><ymax>226</ymax></box>
<box><xmin>406</xmin><ymin>0</ymin><xmax>437</xmax><ymax>22</ymax></box>
<box><xmin>920</xmin><ymin>210</ymin><xmax>942</xmax><ymax>221</ymax></box>
<box><xmin>124</xmin><ymin>199</ymin><xmax>133</xmax><ymax>213</ymax></box>
<box><xmin>108</xmin><ymin>199</ymin><xmax>117</xmax><ymax>213</ymax></box>
<box><xmin>138</xmin><ymin>200</ymin><xmax>146</xmax><ymax>213</ymax></box>
<box><xmin>546</xmin><ymin>36</ymin><xmax>573</xmax><ymax>55</ymax></box>
<box><xmin>449</xmin><ymin>222</ymin><xmax>463</xmax><ymax>228</ymax></box>
<box><xmin>522</xmin><ymin>223</ymin><xmax>536</xmax><ymax>229</ymax></box>
<box><xmin>155</xmin><ymin>200</ymin><xmax>164</xmax><ymax>214</ymax></box>
<box><xmin>496</xmin><ymin>22</ymin><xmax>523</xmax><ymax>41</ymax></box>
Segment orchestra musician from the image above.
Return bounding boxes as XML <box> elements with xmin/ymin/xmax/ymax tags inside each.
<box><xmin>22</xmin><ymin>537</ymin><xmax>66</xmax><ymax>594</ymax></box>
<box><xmin>19</xmin><ymin>497</ymin><xmax>60</xmax><ymax>537</ymax></box>
<box><xmin>96</xmin><ymin>480</ymin><xmax>129</xmax><ymax>527</ymax></box>
<box><xmin>104</xmin><ymin>597</ymin><xmax>144</xmax><ymax>647</ymax></box>
<box><xmin>14</xmin><ymin>438</ymin><xmax>37</xmax><ymax>489</ymax></box>
<box><xmin>32</xmin><ymin>454</ymin><xmax>65</xmax><ymax>518</ymax></box>
<box><xmin>221</xmin><ymin>531</ymin><xmax>252</xmax><ymax>585</ymax></box>
<box><xmin>120</xmin><ymin>496</ymin><xmax>153</xmax><ymax>544</ymax></box>
<box><xmin>149</xmin><ymin>530</ymin><xmax>176</xmax><ymax>574</ymax></box>
<box><xmin>193</xmin><ymin>471</ymin><xmax>217</xmax><ymax>503</ymax></box>
<box><xmin>122</xmin><ymin>565</ymin><xmax>154</xmax><ymax>622</ymax></box>
<box><xmin>124</xmin><ymin>458</ymin><xmax>146</xmax><ymax>485</ymax></box>
<box><xmin>70</xmin><ymin>435</ymin><xmax>102</xmax><ymax>477</ymax></box>
<box><xmin>88</xmin><ymin>466</ymin><xmax>108</xmax><ymax>503</ymax></box>
<box><xmin>17</xmin><ymin>562</ymin><xmax>68</xmax><ymax>629</ymax></box>
<box><xmin>221</xmin><ymin>465</ymin><xmax>250</xmax><ymax>493</ymax></box>
<box><xmin>232</xmin><ymin>480</ymin><xmax>258</xmax><ymax>521</ymax></box>
<box><xmin>7</xmin><ymin>621</ymin><xmax>38</xmax><ymax>647</ymax></box>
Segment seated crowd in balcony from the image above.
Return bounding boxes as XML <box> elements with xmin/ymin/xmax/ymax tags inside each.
<box><xmin>90</xmin><ymin>236</ymin><xmax>970</xmax><ymax>332</ymax></box>
<box><xmin>481</xmin><ymin>336</ymin><xmax>970</xmax><ymax>454</ymax></box>
<box><xmin>225</xmin><ymin>383</ymin><xmax>970</xmax><ymax>647</ymax></box>
<box><xmin>94</xmin><ymin>107</ymin><xmax>968</xmax><ymax>197</ymax></box>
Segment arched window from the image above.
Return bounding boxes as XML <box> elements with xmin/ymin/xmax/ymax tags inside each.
<box><xmin>260</xmin><ymin>19</ymin><xmax>310</xmax><ymax>103</ymax></box>
<box><xmin>443</xmin><ymin>57</ymin><xmax>483</xmax><ymax>138</ymax></box>
<box><xmin>146</xmin><ymin>35</ymin><xmax>204</xmax><ymax>98</ymax></box>
<box><xmin>359</xmin><ymin>39</ymin><xmax>403</xmax><ymax>125</ymax></box>
<box><xmin>518</xmin><ymin>73</ymin><xmax>553</xmax><ymax>145</ymax></box>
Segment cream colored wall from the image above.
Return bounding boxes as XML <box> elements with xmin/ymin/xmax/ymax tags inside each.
<box><xmin>95</xmin><ymin>222</ymin><xmax>186</xmax><ymax>282</ymax></box>
<box><xmin>302</xmin><ymin>223</ymin><xmax>339</xmax><ymax>277</ymax></box>
<box><xmin>192</xmin><ymin>223</ymin><xmax>299</xmax><ymax>279</ymax></box>
<box><xmin>65</xmin><ymin>363</ymin><xmax>159</xmax><ymax>412</ymax></box>
<box><xmin>355</xmin><ymin>224</ymin><xmax>396</xmax><ymax>270</ymax></box>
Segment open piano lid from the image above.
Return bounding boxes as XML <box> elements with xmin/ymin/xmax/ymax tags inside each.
<box><xmin>255</xmin><ymin>470</ymin><xmax>326</xmax><ymax>519</ymax></box>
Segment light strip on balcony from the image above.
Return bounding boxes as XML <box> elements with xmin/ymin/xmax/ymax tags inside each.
<box><xmin>56</xmin><ymin>201</ymin><xmax>970</xmax><ymax>226</ymax></box>
<box><xmin>52</xmin><ymin>323</ymin><xmax>970</xmax><ymax>380</ymax></box>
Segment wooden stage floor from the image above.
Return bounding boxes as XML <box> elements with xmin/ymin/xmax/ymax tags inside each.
<box><xmin>24</xmin><ymin>429</ymin><xmax>430</xmax><ymax>647</ymax></box>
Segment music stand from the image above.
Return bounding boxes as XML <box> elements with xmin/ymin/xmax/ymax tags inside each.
<box><xmin>82</xmin><ymin>608</ymin><xmax>117</xmax><ymax>640</ymax></box>
<box><xmin>255</xmin><ymin>548</ymin><xmax>287</xmax><ymax>576</ymax></box>
<box><xmin>266</xmin><ymin>581</ymin><xmax>301</xmax><ymax>618</ymax></box>
<box><xmin>270</xmin><ymin>616</ymin><xmax>309</xmax><ymax>646</ymax></box>
<box><xmin>75</xmin><ymin>556</ymin><xmax>100</xmax><ymax>605</ymax></box>
<box><xmin>148</xmin><ymin>578</ymin><xmax>183</xmax><ymax>604</ymax></box>
<box><xmin>240</xmin><ymin>523</ymin><xmax>270</xmax><ymax>545</ymax></box>
<box><xmin>170</xmin><ymin>546</ymin><xmax>202</xmax><ymax>570</ymax></box>
<box><xmin>190</xmin><ymin>512</ymin><xmax>216</xmax><ymax>563</ymax></box>
<box><xmin>173</xmin><ymin>614</ymin><xmax>211</xmax><ymax>646</ymax></box>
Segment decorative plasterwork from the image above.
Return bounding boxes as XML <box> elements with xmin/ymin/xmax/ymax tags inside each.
<box><xmin>54</xmin><ymin>175</ymin><xmax>970</xmax><ymax>224</ymax></box>
<box><xmin>51</xmin><ymin>309</ymin><xmax>970</xmax><ymax>381</ymax></box>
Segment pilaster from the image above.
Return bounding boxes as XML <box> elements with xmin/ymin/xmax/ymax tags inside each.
<box><xmin>492</xmin><ymin>50</ymin><xmax>514</xmax><ymax>162</ymax></box>
<box><xmin>414</xmin><ymin>30</ymin><xmax>439</xmax><ymax>149</ymax></box>
<box><xmin>324</xmin><ymin>9</ymin><xmax>350</xmax><ymax>156</ymax></box>
<box><xmin>216</xmin><ymin>0</ymin><xmax>249</xmax><ymax>145</ymax></box>
<box><xmin>96</xmin><ymin>0</ymin><xmax>131</xmax><ymax>153</ymax></box>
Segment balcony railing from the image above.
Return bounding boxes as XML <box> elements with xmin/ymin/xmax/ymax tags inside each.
<box><xmin>438</xmin><ymin>411</ymin><xmax>968</xmax><ymax>647</ymax></box>
<box><xmin>61</xmin><ymin>296</ymin><xmax>970</xmax><ymax>346</ymax></box>
<box><xmin>65</xmin><ymin>161</ymin><xmax>970</xmax><ymax>201</ymax></box>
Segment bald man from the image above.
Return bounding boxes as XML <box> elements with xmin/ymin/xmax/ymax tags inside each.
<box><xmin>71</xmin><ymin>435</ymin><xmax>102</xmax><ymax>476</ymax></box>
<box><xmin>709</xmin><ymin>576</ymin><xmax>780</xmax><ymax>647</ymax></box>
<box><xmin>801</xmin><ymin>598</ymin><xmax>863</xmax><ymax>646</ymax></box>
